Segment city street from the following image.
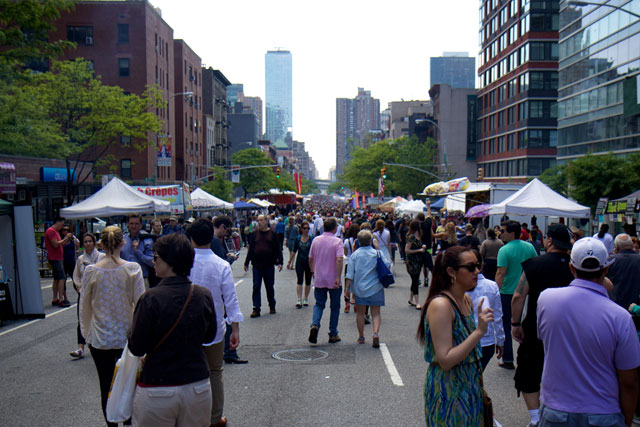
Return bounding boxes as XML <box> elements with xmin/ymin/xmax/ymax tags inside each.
<box><xmin>0</xmin><ymin>248</ymin><xmax>529</xmax><ymax>426</ymax></box>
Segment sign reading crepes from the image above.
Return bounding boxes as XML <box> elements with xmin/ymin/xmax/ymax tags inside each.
<box><xmin>132</xmin><ymin>185</ymin><xmax>184</xmax><ymax>214</ymax></box>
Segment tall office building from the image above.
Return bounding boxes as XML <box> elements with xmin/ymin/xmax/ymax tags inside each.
<box><xmin>557</xmin><ymin>1</ymin><xmax>640</xmax><ymax>161</ymax></box>
<box><xmin>430</xmin><ymin>52</ymin><xmax>476</xmax><ymax>89</ymax></box>
<box><xmin>336</xmin><ymin>88</ymin><xmax>381</xmax><ymax>174</ymax></box>
<box><xmin>226</xmin><ymin>83</ymin><xmax>244</xmax><ymax>106</ymax></box>
<box><xmin>476</xmin><ymin>0</ymin><xmax>560</xmax><ymax>181</ymax></box>
<box><xmin>240</xmin><ymin>95</ymin><xmax>264</xmax><ymax>136</ymax></box>
<box><xmin>265</xmin><ymin>49</ymin><xmax>292</xmax><ymax>144</ymax></box>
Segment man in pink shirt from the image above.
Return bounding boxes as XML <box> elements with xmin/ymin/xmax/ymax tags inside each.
<box><xmin>308</xmin><ymin>217</ymin><xmax>344</xmax><ymax>344</ymax></box>
<box><xmin>45</xmin><ymin>217</ymin><xmax>73</xmax><ymax>307</ymax></box>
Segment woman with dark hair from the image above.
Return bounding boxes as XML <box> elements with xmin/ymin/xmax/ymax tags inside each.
<box><xmin>288</xmin><ymin>221</ymin><xmax>314</xmax><ymax>309</ymax></box>
<box><xmin>405</xmin><ymin>220</ymin><xmax>426</xmax><ymax>309</ymax></box>
<box><xmin>385</xmin><ymin>220</ymin><xmax>398</xmax><ymax>264</ymax></box>
<box><xmin>343</xmin><ymin>222</ymin><xmax>361</xmax><ymax>313</ymax></box>
<box><xmin>593</xmin><ymin>223</ymin><xmax>614</xmax><ymax>255</ymax></box>
<box><xmin>417</xmin><ymin>246</ymin><xmax>493</xmax><ymax>426</ymax></box>
<box><xmin>374</xmin><ymin>219</ymin><xmax>392</xmax><ymax>263</ymax></box>
<box><xmin>80</xmin><ymin>226</ymin><xmax>145</xmax><ymax>427</ymax></box>
<box><xmin>129</xmin><ymin>233</ymin><xmax>216</xmax><ymax>427</ymax></box>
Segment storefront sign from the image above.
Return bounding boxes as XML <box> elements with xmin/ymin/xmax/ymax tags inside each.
<box><xmin>626</xmin><ymin>198</ymin><xmax>637</xmax><ymax>216</ymax></box>
<box><xmin>40</xmin><ymin>167</ymin><xmax>76</xmax><ymax>183</ymax></box>
<box><xmin>132</xmin><ymin>185</ymin><xmax>184</xmax><ymax>214</ymax></box>
<box><xmin>606</xmin><ymin>200</ymin><xmax>627</xmax><ymax>214</ymax></box>
<box><xmin>0</xmin><ymin>163</ymin><xmax>16</xmax><ymax>194</ymax></box>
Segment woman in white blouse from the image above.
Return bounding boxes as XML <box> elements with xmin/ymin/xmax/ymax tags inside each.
<box><xmin>80</xmin><ymin>226</ymin><xmax>145</xmax><ymax>427</ymax></box>
<box><xmin>69</xmin><ymin>232</ymin><xmax>103</xmax><ymax>359</ymax></box>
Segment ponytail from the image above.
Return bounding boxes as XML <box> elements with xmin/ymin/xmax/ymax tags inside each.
<box><xmin>101</xmin><ymin>226</ymin><xmax>124</xmax><ymax>263</ymax></box>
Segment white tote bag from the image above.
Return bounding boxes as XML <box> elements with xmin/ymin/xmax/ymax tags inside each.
<box><xmin>106</xmin><ymin>343</ymin><xmax>141</xmax><ymax>423</ymax></box>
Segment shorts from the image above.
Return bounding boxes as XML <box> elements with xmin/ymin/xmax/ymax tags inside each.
<box><xmin>514</xmin><ymin>334</ymin><xmax>545</xmax><ymax>394</ymax></box>
<box><xmin>49</xmin><ymin>260</ymin><xmax>65</xmax><ymax>280</ymax></box>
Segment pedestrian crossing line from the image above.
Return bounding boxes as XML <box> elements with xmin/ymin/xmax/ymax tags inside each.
<box><xmin>234</xmin><ymin>279</ymin><xmax>243</xmax><ymax>287</ymax></box>
<box><xmin>0</xmin><ymin>303</ymin><xmax>76</xmax><ymax>338</ymax></box>
<box><xmin>379</xmin><ymin>343</ymin><xmax>404</xmax><ymax>387</ymax></box>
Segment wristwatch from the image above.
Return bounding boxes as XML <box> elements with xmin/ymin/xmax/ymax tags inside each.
<box><xmin>511</xmin><ymin>322</ymin><xmax>521</xmax><ymax>327</ymax></box>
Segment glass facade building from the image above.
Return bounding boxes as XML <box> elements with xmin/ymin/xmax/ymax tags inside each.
<box><xmin>430</xmin><ymin>53</ymin><xmax>476</xmax><ymax>89</ymax></box>
<box><xmin>476</xmin><ymin>0</ymin><xmax>560</xmax><ymax>181</ymax></box>
<box><xmin>226</xmin><ymin>83</ymin><xmax>243</xmax><ymax>106</ymax></box>
<box><xmin>557</xmin><ymin>0</ymin><xmax>640</xmax><ymax>160</ymax></box>
<box><xmin>265</xmin><ymin>50</ymin><xmax>292</xmax><ymax>145</ymax></box>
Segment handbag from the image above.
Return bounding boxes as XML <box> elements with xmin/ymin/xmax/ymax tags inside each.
<box><xmin>375</xmin><ymin>251</ymin><xmax>395</xmax><ymax>288</ymax></box>
<box><xmin>439</xmin><ymin>293</ymin><xmax>494</xmax><ymax>427</ymax></box>
<box><xmin>106</xmin><ymin>285</ymin><xmax>194</xmax><ymax>423</ymax></box>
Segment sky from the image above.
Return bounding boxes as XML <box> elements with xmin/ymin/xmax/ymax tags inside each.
<box><xmin>149</xmin><ymin>0</ymin><xmax>479</xmax><ymax>179</ymax></box>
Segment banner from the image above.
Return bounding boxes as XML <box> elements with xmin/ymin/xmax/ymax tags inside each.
<box><xmin>157</xmin><ymin>136</ymin><xmax>172</xmax><ymax>167</ymax></box>
<box><xmin>294</xmin><ymin>171</ymin><xmax>302</xmax><ymax>195</ymax></box>
<box><xmin>132</xmin><ymin>185</ymin><xmax>184</xmax><ymax>214</ymax></box>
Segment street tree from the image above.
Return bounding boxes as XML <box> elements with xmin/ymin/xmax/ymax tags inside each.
<box><xmin>231</xmin><ymin>148</ymin><xmax>277</xmax><ymax>197</ymax></box>
<box><xmin>200</xmin><ymin>166</ymin><xmax>234</xmax><ymax>202</ymax></box>
<box><xmin>301</xmin><ymin>178</ymin><xmax>319</xmax><ymax>194</ymax></box>
<box><xmin>537</xmin><ymin>163</ymin><xmax>568</xmax><ymax>196</ymax></box>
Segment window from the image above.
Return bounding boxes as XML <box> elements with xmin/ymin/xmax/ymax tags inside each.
<box><xmin>508</xmin><ymin>78</ymin><xmax>517</xmax><ymax>97</ymax></box>
<box><xmin>507</xmin><ymin>133</ymin><xmax>516</xmax><ymax>150</ymax></box>
<box><xmin>530</xmin><ymin>71</ymin><xmax>558</xmax><ymax>90</ymax></box>
<box><xmin>508</xmin><ymin>106</ymin><xmax>515</xmax><ymax>124</ymax></box>
<box><xmin>67</xmin><ymin>26</ymin><xmax>94</xmax><ymax>45</ymax></box>
<box><xmin>519</xmin><ymin>72</ymin><xmax>529</xmax><ymax>92</ymax></box>
<box><xmin>520</xmin><ymin>14</ymin><xmax>530</xmax><ymax>36</ymax></box>
<box><xmin>518</xmin><ymin>101</ymin><xmax>528</xmax><ymax>120</ymax></box>
<box><xmin>498</xmin><ymin>111</ymin><xmax>505</xmax><ymax>127</ymax></box>
<box><xmin>530</xmin><ymin>13</ymin><xmax>558</xmax><ymax>31</ymax></box>
<box><xmin>510</xmin><ymin>0</ymin><xmax>518</xmax><ymax>16</ymax></box>
<box><xmin>117</xmin><ymin>24</ymin><xmax>129</xmax><ymax>44</ymax></box>
<box><xmin>529</xmin><ymin>100</ymin><xmax>557</xmax><ymax>119</ymax></box>
<box><xmin>120</xmin><ymin>135</ymin><xmax>131</xmax><ymax>146</ymax></box>
<box><xmin>121</xmin><ymin>159</ymin><xmax>132</xmax><ymax>178</ymax></box>
<box><xmin>520</xmin><ymin>43</ymin><xmax>530</xmax><ymax>63</ymax></box>
<box><xmin>118</xmin><ymin>58</ymin><xmax>130</xmax><ymax>77</ymax></box>
<box><xmin>530</xmin><ymin>42</ymin><xmax>558</xmax><ymax>60</ymax></box>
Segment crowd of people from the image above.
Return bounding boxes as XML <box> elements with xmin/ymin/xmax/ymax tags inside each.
<box><xmin>42</xmin><ymin>202</ymin><xmax>640</xmax><ymax>426</ymax></box>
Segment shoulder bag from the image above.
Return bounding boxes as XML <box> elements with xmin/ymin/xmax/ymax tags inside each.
<box><xmin>106</xmin><ymin>285</ymin><xmax>194</xmax><ymax>423</ymax></box>
<box><xmin>439</xmin><ymin>293</ymin><xmax>493</xmax><ymax>427</ymax></box>
<box><xmin>376</xmin><ymin>250</ymin><xmax>395</xmax><ymax>288</ymax></box>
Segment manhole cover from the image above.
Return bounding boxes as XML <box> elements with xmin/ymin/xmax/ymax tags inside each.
<box><xmin>272</xmin><ymin>349</ymin><xmax>329</xmax><ymax>362</ymax></box>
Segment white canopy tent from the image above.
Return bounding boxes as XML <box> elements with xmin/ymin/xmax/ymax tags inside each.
<box><xmin>190</xmin><ymin>188</ymin><xmax>233</xmax><ymax>210</ymax></box>
<box><xmin>488</xmin><ymin>178</ymin><xmax>590</xmax><ymax>218</ymax></box>
<box><xmin>395</xmin><ymin>200</ymin><xmax>427</xmax><ymax>215</ymax></box>
<box><xmin>60</xmin><ymin>177</ymin><xmax>171</xmax><ymax>219</ymax></box>
<box><xmin>248</xmin><ymin>198</ymin><xmax>274</xmax><ymax>208</ymax></box>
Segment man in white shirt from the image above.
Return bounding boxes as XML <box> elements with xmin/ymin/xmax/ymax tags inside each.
<box><xmin>188</xmin><ymin>219</ymin><xmax>243</xmax><ymax>427</ymax></box>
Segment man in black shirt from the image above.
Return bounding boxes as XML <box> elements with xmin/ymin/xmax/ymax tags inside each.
<box><xmin>417</xmin><ymin>201</ymin><xmax>433</xmax><ymax>286</ymax></box>
<box><xmin>210</xmin><ymin>216</ymin><xmax>237</xmax><ymax>265</ymax></box>
<box><xmin>244</xmin><ymin>214</ymin><xmax>283</xmax><ymax>318</ymax></box>
<box><xmin>511</xmin><ymin>223</ymin><xmax>574</xmax><ymax>427</ymax></box>
<box><xmin>459</xmin><ymin>223</ymin><xmax>481</xmax><ymax>250</ymax></box>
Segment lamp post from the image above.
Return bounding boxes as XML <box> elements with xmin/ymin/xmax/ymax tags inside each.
<box><xmin>154</xmin><ymin>91</ymin><xmax>194</xmax><ymax>185</ymax></box>
<box><xmin>415</xmin><ymin>118</ymin><xmax>448</xmax><ymax>178</ymax></box>
<box><xmin>567</xmin><ymin>1</ymin><xmax>640</xmax><ymax>19</ymax></box>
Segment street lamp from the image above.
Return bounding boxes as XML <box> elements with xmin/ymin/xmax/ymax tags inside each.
<box><xmin>567</xmin><ymin>1</ymin><xmax>640</xmax><ymax>19</ymax></box>
<box><xmin>415</xmin><ymin>118</ymin><xmax>448</xmax><ymax>178</ymax></box>
<box><xmin>154</xmin><ymin>92</ymin><xmax>195</xmax><ymax>185</ymax></box>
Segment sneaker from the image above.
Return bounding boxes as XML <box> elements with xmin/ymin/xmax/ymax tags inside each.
<box><xmin>59</xmin><ymin>299</ymin><xmax>71</xmax><ymax>308</ymax></box>
<box><xmin>302</xmin><ymin>298</ymin><xmax>309</xmax><ymax>306</ymax></box>
<box><xmin>296</xmin><ymin>299</ymin><xmax>302</xmax><ymax>309</ymax></box>
<box><xmin>250</xmin><ymin>309</ymin><xmax>260</xmax><ymax>318</ymax></box>
<box><xmin>70</xmin><ymin>348</ymin><xmax>84</xmax><ymax>358</ymax></box>
<box><xmin>328</xmin><ymin>334</ymin><xmax>341</xmax><ymax>343</ymax></box>
<box><xmin>372</xmin><ymin>334</ymin><xmax>380</xmax><ymax>348</ymax></box>
<box><xmin>499</xmin><ymin>362</ymin><xmax>515</xmax><ymax>370</ymax></box>
<box><xmin>357</xmin><ymin>336</ymin><xmax>365</xmax><ymax>344</ymax></box>
<box><xmin>269</xmin><ymin>308</ymin><xmax>276</xmax><ymax>314</ymax></box>
<box><xmin>308</xmin><ymin>325</ymin><xmax>319</xmax><ymax>344</ymax></box>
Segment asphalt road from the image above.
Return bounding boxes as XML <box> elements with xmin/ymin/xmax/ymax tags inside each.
<box><xmin>0</xmin><ymin>248</ymin><xmax>529</xmax><ymax>426</ymax></box>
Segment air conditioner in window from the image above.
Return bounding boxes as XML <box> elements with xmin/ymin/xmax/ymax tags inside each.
<box><xmin>86</xmin><ymin>36</ymin><xmax>93</xmax><ymax>45</ymax></box>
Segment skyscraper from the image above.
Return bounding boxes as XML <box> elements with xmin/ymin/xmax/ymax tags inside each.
<box><xmin>336</xmin><ymin>88</ymin><xmax>381</xmax><ymax>174</ymax></box>
<box><xmin>226</xmin><ymin>83</ymin><xmax>244</xmax><ymax>106</ymax></box>
<box><xmin>476</xmin><ymin>0</ymin><xmax>559</xmax><ymax>181</ymax></box>
<box><xmin>265</xmin><ymin>50</ymin><xmax>292</xmax><ymax>145</ymax></box>
<box><xmin>557</xmin><ymin>1</ymin><xmax>640</xmax><ymax>161</ymax></box>
<box><xmin>430</xmin><ymin>52</ymin><xmax>476</xmax><ymax>89</ymax></box>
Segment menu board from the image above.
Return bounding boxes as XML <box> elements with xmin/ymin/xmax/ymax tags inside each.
<box><xmin>595</xmin><ymin>197</ymin><xmax>608</xmax><ymax>216</ymax></box>
<box><xmin>626</xmin><ymin>198</ymin><xmax>636</xmax><ymax>216</ymax></box>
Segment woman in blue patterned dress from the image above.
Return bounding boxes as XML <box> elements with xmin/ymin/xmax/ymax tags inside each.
<box><xmin>417</xmin><ymin>246</ymin><xmax>494</xmax><ymax>426</ymax></box>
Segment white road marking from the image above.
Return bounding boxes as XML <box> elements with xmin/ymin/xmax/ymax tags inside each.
<box><xmin>379</xmin><ymin>343</ymin><xmax>404</xmax><ymax>386</ymax></box>
<box><xmin>0</xmin><ymin>304</ymin><xmax>76</xmax><ymax>337</ymax></box>
<box><xmin>234</xmin><ymin>279</ymin><xmax>243</xmax><ymax>287</ymax></box>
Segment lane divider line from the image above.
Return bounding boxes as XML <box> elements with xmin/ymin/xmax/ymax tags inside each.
<box><xmin>379</xmin><ymin>343</ymin><xmax>404</xmax><ymax>386</ymax></box>
<box><xmin>0</xmin><ymin>303</ymin><xmax>77</xmax><ymax>338</ymax></box>
<box><xmin>234</xmin><ymin>279</ymin><xmax>243</xmax><ymax>287</ymax></box>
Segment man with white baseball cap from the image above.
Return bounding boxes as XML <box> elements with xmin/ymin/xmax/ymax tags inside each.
<box><xmin>537</xmin><ymin>237</ymin><xmax>640</xmax><ymax>426</ymax></box>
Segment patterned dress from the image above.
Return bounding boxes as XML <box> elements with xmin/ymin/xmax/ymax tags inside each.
<box><xmin>424</xmin><ymin>298</ymin><xmax>483</xmax><ymax>426</ymax></box>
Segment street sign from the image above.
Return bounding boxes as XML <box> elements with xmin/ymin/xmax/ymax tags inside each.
<box><xmin>232</xmin><ymin>165</ymin><xmax>240</xmax><ymax>183</ymax></box>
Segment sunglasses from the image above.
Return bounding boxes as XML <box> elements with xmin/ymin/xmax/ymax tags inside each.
<box><xmin>302</xmin><ymin>227</ymin><xmax>309</xmax><ymax>230</ymax></box>
<box><xmin>457</xmin><ymin>262</ymin><xmax>481</xmax><ymax>273</ymax></box>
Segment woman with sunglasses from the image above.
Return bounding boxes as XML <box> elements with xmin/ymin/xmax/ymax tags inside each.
<box><xmin>417</xmin><ymin>246</ymin><xmax>493</xmax><ymax>426</ymax></box>
<box><xmin>80</xmin><ymin>226</ymin><xmax>145</xmax><ymax>427</ymax></box>
<box><xmin>70</xmin><ymin>232</ymin><xmax>104</xmax><ymax>359</ymax></box>
<box><xmin>288</xmin><ymin>221</ymin><xmax>314</xmax><ymax>308</ymax></box>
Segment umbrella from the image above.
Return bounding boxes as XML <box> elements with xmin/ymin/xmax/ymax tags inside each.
<box><xmin>465</xmin><ymin>204</ymin><xmax>492</xmax><ymax>218</ymax></box>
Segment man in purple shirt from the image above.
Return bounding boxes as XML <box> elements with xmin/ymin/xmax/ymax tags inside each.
<box><xmin>308</xmin><ymin>217</ymin><xmax>344</xmax><ymax>344</ymax></box>
<box><xmin>537</xmin><ymin>237</ymin><xmax>640</xmax><ymax>426</ymax></box>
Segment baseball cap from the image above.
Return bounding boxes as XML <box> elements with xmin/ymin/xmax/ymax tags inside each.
<box><xmin>547</xmin><ymin>223</ymin><xmax>572</xmax><ymax>251</ymax></box>
<box><xmin>169</xmin><ymin>215</ymin><xmax>178</xmax><ymax>221</ymax></box>
<box><xmin>570</xmin><ymin>237</ymin><xmax>615</xmax><ymax>272</ymax></box>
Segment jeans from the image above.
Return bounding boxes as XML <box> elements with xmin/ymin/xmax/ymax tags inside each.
<box><xmin>311</xmin><ymin>287</ymin><xmax>342</xmax><ymax>336</ymax></box>
<box><xmin>500</xmin><ymin>293</ymin><xmax>514</xmax><ymax>363</ymax></box>
<box><xmin>538</xmin><ymin>405</ymin><xmax>625</xmax><ymax>426</ymax></box>
<box><xmin>252</xmin><ymin>265</ymin><xmax>275</xmax><ymax>311</ymax></box>
<box><xmin>223</xmin><ymin>325</ymin><xmax>238</xmax><ymax>360</ymax></box>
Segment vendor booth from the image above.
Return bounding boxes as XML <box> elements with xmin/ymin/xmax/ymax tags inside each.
<box><xmin>190</xmin><ymin>188</ymin><xmax>233</xmax><ymax>211</ymax></box>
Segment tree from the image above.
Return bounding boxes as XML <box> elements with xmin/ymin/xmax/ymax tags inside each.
<box><xmin>231</xmin><ymin>148</ymin><xmax>277</xmax><ymax>197</ymax></box>
<box><xmin>536</xmin><ymin>163</ymin><xmax>568</xmax><ymax>196</ymax></box>
<box><xmin>301</xmin><ymin>178</ymin><xmax>319</xmax><ymax>194</ymax></box>
<box><xmin>200</xmin><ymin>166</ymin><xmax>234</xmax><ymax>202</ymax></box>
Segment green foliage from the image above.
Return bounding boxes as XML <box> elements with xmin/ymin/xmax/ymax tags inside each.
<box><xmin>231</xmin><ymin>148</ymin><xmax>277</xmax><ymax>196</ymax></box>
<box><xmin>536</xmin><ymin>164</ymin><xmax>568</xmax><ymax>196</ymax></box>
<box><xmin>301</xmin><ymin>178</ymin><xmax>319</xmax><ymax>194</ymax></box>
<box><xmin>341</xmin><ymin>136</ymin><xmax>438</xmax><ymax>196</ymax></box>
<box><xmin>200</xmin><ymin>166</ymin><xmax>234</xmax><ymax>202</ymax></box>
<box><xmin>327</xmin><ymin>180</ymin><xmax>345</xmax><ymax>194</ymax></box>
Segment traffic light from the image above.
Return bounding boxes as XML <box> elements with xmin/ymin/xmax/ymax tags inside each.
<box><xmin>275</xmin><ymin>167</ymin><xmax>280</xmax><ymax>178</ymax></box>
<box><xmin>477</xmin><ymin>167</ymin><xmax>484</xmax><ymax>181</ymax></box>
<box><xmin>381</xmin><ymin>167</ymin><xmax>387</xmax><ymax>179</ymax></box>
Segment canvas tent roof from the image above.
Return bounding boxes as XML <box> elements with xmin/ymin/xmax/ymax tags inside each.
<box><xmin>488</xmin><ymin>178</ymin><xmax>590</xmax><ymax>218</ymax></box>
<box><xmin>60</xmin><ymin>177</ymin><xmax>171</xmax><ymax>219</ymax></box>
<box><xmin>395</xmin><ymin>200</ymin><xmax>427</xmax><ymax>215</ymax></box>
<box><xmin>190</xmin><ymin>188</ymin><xmax>233</xmax><ymax>210</ymax></box>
